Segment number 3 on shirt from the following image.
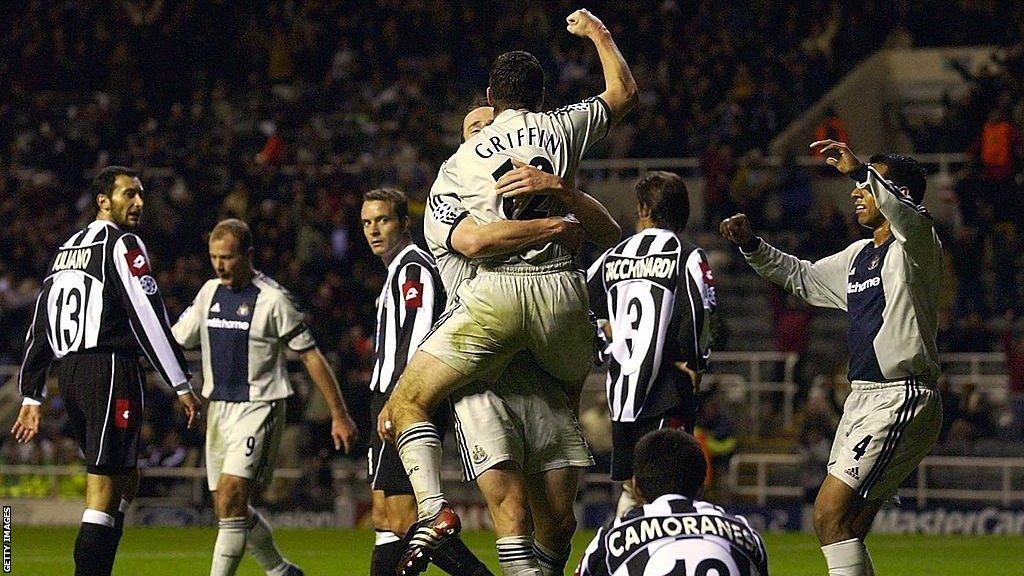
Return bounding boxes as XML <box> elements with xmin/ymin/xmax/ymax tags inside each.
<box><xmin>492</xmin><ymin>156</ymin><xmax>555</xmax><ymax>220</ymax></box>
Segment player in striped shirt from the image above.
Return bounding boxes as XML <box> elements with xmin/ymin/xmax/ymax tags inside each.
<box><xmin>587</xmin><ymin>171</ymin><xmax>716</xmax><ymax>518</ymax></box>
<box><xmin>361</xmin><ymin>188</ymin><xmax>491</xmax><ymax>576</ymax></box>
<box><xmin>576</xmin><ymin>429</ymin><xmax>768</xmax><ymax>576</ymax></box>
<box><xmin>11</xmin><ymin>166</ymin><xmax>201</xmax><ymax>576</ymax></box>
<box><xmin>720</xmin><ymin>140</ymin><xmax>942</xmax><ymax>576</ymax></box>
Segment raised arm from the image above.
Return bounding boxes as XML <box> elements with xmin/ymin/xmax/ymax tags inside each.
<box><xmin>567</xmin><ymin>9</ymin><xmax>638</xmax><ymax>125</ymax></box>
<box><xmin>720</xmin><ymin>213</ymin><xmax>853</xmax><ymax>310</ymax></box>
<box><xmin>810</xmin><ymin>139</ymin><xmax>940</xmax><ymax>262</ymax></box>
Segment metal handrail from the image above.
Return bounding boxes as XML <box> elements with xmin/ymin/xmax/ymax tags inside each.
<box><xmin>728</xmin><ymin>453</ymin><xmax>1024</xmax><ymax>506</ymax></box>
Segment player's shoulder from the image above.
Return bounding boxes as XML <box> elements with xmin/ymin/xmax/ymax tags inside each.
<box><xmin>197</xmin><ymin>278</ymin><xmax>221</xmax><ymax>296</ymax></box>
<box><xmin>427</xmin><ymin>192</ymin><xmax>466</xmax><ymax>225</ymax></box>
<box><xmin>545</xmin><ymin>96</ymin><xmax>610</xmax><ymax>117</ymax></box>
<box><xmin>252</xmin><ymin>272</ymin><xmax>300</xmax><ymax>306</ymax></box>
<box><xmin>396</xmin><ymin>244</ymin><xmax>438</xmax><ymax>272</ymax></box>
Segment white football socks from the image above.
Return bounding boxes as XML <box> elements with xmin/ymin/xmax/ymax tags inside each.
<box><xmin>821</xmin><ymin>538</ymin><xmax>875</xmax><ymax>576</ymax></box>
<box><xmin>396</xmin><ymin>421</ymin><xmax>445</xmax><ymax>519</ymax></box>
<box><xmin>211</xmin><ymin>517</ymin><xmax>247</xmax><ymax>576</ymax></box>
<box><xmin>496</xmin><ymin>535</ymin><xmax>542</xmax><ymax>576</ymax></box>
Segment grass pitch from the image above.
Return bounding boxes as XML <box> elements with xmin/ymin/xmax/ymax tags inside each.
<box><xmin>9</xmin><ymin>527</ymin><xmax>1024</xmax><ymax>575</ymax></box>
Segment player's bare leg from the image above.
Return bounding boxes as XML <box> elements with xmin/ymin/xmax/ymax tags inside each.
<box><xmin>527</xmin><ymin>467</ymin><xmax>581</xmax><ymax>576</ymax></box>
<box><xmin>477</xmin><ymin>465</ymin><xmax>541</xmax><ymax>575</ymax></box>
<box><xmin>814</xmin><ymin>475</ymin><xmax>884</xmax><ymax>576</ymax></box>
<box><xmin>212</xmin><ymin>474</ymin><xmax>301</xmax><ymax>576</ymax></box>
<box><xmin>77</xmin><ymin>472</ymin><xmax>131</xmax><ymax>576</ymax></box>
<box><xmin>371</xmin><ymin>491</ymin><xmax>411</xmax><ymax>576</ymax></box>
<box><xmin>389</xmin><ymin>352</ymin><xmax>470</xmax><ymax>575</ymax></box>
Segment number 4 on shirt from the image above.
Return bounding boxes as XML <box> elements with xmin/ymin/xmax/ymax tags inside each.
<box><xmin>852</xmin><ymin>435</ymin><xmax>873</xmax><ymax>461</ymax></box>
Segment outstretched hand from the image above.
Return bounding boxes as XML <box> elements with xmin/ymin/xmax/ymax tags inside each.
<box><xmin>809</xmin><ymin>140</ymin><xmax>863</xmax><ymax>175</ymax></box>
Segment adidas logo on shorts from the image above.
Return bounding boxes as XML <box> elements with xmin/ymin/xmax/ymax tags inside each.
<box><xmin>845</xmin><ymin>467</ymin><xmax>860</xmax><ymax>480</ymax></box>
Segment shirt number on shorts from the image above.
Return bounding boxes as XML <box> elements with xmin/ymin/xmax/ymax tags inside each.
<box><xmin>245</xmin><ymin>436</ymin><xmax>256</xmax><ymax>457</ymax></box>
<box><xmin>492</xmin><ymin>156</ymin><xmax>555</xmax><ymax>220</ymax></box>
<box><xmin>852</xmin><ymin>435</ymin><xmax>873</xmax><ymax>461</ymax></box>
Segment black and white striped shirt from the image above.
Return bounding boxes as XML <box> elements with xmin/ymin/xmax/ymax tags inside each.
<box><xmin>576</xmin><ymin>494</ymin><xmax>768</xmax><ymax>576</ymax></box>
<box><xmin>587</xmin><ymin>229</ymin><xmax>716</xmax><ymax>422</ymax></box>
<box><xmin>368</xmin><ymin>243</ymin><xmax>446</xmax><ymax>395</ymax></box>
<box><xmin>19</xmin><ymin>220</ymin><xmax>193</xmax><ymax>401</ymax></box>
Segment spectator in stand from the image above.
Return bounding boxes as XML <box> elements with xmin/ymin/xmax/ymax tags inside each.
<box><xmin>947</xmin><ymin>383</ymin><xmax>997</xmax><ymax>442</ymax></box>
<box><xmin>991</xmin><ymin>220</ymin><xmax>1020</xmax><ymax>316</ymax></box>
<box><xmin>1003</xmin><ymin>311</ymin><xmax>1024</xmax><ymax>439</ymax></box>
<box><xmin>700</xmin><ymin>141</ymin><xmax>736</xmax><ymax>228</ymax></box>
<box><xmin>694</xmin><ymin>391</ymin><xmax>737</xmax><ymax>490</ymax></box>
<box><xmin>949</xmin><ymin>312</ymin><xmax>996</xmax><ymax>352</ymax></box>
<box><xmin>771</xmin><ymin>286</ymin><xmax>815</xmax><ymax>407</ymax></box>
<box><xmin>797</xmin><ymin>393</ymin><xmax>835</xmax><ymax>503</ymax></box>
<box><xmin>969</xmin><ymin>106</ymin><xmax>1023</xmax><ymax>220</ymax></box>
<box><xmin>949</xmin><ymin>224</ymin><xmax>988</xmax><ymax>318</ymax></box>
<box><xmin>812</xmin><ymin>106</ymin><xmax>851</xmax><ymax>154</ymax></box>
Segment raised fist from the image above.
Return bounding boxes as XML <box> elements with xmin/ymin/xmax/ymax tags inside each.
<box><xmin>566</xmin><ymin>9</ymin><xmax>604</xmax><ymax>38</ymax></box>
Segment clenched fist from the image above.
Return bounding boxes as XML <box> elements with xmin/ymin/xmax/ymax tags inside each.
<box><xmin>719</xmin><ymin>213</ymin><xmax>758</xmax><ymax>250</ymax></box>
<box><xmin>566</xmin><ymin>9</ymin><xmax>605</xmax><ymax>38</ymax></box>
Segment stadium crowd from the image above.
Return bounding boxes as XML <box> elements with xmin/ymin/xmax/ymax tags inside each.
<box><xmin>3</xmin><ymin>0</ymin><xmax>1024</xmax><ymax>503</ymax></box>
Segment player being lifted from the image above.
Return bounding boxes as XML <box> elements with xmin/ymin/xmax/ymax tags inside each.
<box><xmin>386</xmin><ymin>9</ymin><xmax>637</xmax><ymax>575</ymax></box>
<box><xmin>720</xmin><ymin>141</ymin><xmax>943</xmax><ymax>576</ymax></box>
<box><xmin>400</xmin><ymin>104</ymin><xmax>619</xmax><ymax>576</ymax></box>
<box><xmin>12</xmin><ymin>167</ymin><xmax>201</xmax><ymax>576</ymax></box>
<box><xmin>172</xmin><ymin>219</ymin><xmax>359</xmax><ymax>576</ymax></box>
<box><xmin>587</xmin><ymin>172</ymin><xmax>716</xmax><ymax>518</ymax></box>
<box><xmin>360</xmin><ymin>190</ymin><xmax>492</xmax><ymax>576</ymax></box>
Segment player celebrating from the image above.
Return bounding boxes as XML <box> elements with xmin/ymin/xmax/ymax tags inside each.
<box><xmin>387</xmin><ymin>9</ymin><xmax>637</xmax><ymax>575</ymax></box>
<box><xmin>576</xmin><ymin>429</ymin><xmax>768</xmax><ymax>576</ymax></box>
<box><xmin>587</xmin><ymin>171</ymin><xmax>716</xmax><ymax>518</ymax></box>
<box><xmin>12</xmin><ymin>166</ymin><xmax>201</xmax><ymax>576</ymax></box>
<box><xmin>172</xmin><ymin>219</ymin><xmax>359</xmax><ymax>576</ymax></box>
<box><xmin>720</xmin><ymin>141</ymin><xmax>942</xmax><ymax>576</ymax></box>
<box><xmin>411</xmin><ymin>105</ymin><xmax>619</xmax><ymax>576</ymax></box>
<box><xmin>361</xmin><ymin>190</ymin><xmax>492</xmax><ymax>576</ymax></box>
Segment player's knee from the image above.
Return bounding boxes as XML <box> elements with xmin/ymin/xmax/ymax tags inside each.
<box><xmin>813</xmin><ymin>495</ymin><xmax>855</xmax><ymax>544</ymax></box>
<box><xmin>371</xmin><ymin>500</ymin><xmax>389</xmax><ymax>531</ymax></box>
<box><xmin>536</xmin><ymin>509</ymin><xmax>577</xmax><ymax>549</ymax></box>
<box><xmin>489</xmin><ymin>491</ymin><xmax>531</xmax><ymax>536</ymax></box>
<box><xmin>215</xmin><ymin>476</ymin><xmax>250</xmax><ymax>518</ymax></box>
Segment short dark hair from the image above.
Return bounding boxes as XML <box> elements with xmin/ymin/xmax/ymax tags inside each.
<box><xmin>634</xmin><ymin>429</ymin><xmax>707</xmax><ymax>501</ymax></box>
<box><xmin>210</xmin><ymin>218</ymin><xmax>253</xmax><ymax>253</ymax></box>
<box><xmin>869</xmin><ymin>153</ymin><xmax>927</xmax><ymax>204</ymax></box>
<box><xmin>489</xmin><ymin>51</ymin><xmax>545</xmax><ymax>112</ymax></box>
<box><xmin>90</xmin><ymin>166</ymin><xmax>137</xmax><ymax>205</ymax></box>
<box><xmin>363</xmin><ymin>188</ymin><xmax>409</xmax><ymax>220</ymax></box>
<box><xmin>635</xmin><ymin>171</ymin><xmax>690</xmax><ymax>232</ymax></box>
